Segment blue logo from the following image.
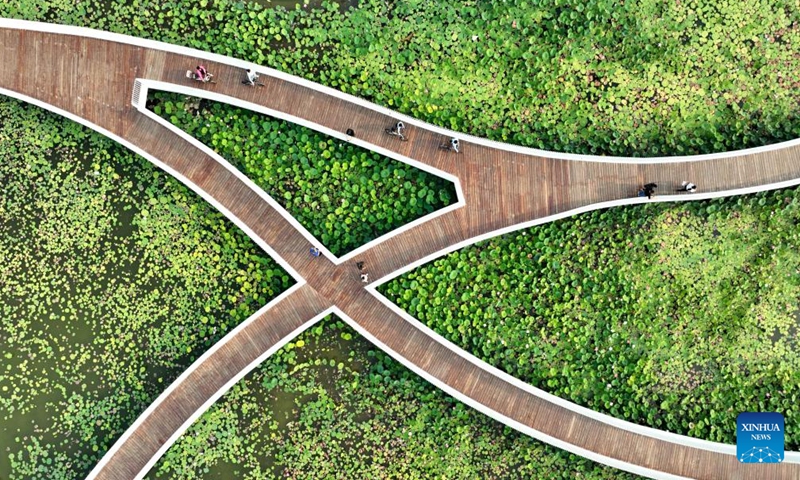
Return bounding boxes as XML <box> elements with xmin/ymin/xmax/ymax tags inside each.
<box><xmin>737</xmin><ymin>412</ymin><xmax>784</xmax><ymax>463</ymax></box>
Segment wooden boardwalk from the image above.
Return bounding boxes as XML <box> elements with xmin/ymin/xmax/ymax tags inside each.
<box><xmin>91</xmin><ymin>285</ymin><xmax>331</xmax><ymax>480</ymax></box>
<box><xmin>0</xmin><ymin>23</ymin><xmax>799</xmax><ymax>480</ymax></box>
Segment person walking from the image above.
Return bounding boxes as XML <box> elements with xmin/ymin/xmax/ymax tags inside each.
<box><xmin>356</xmin><ymin>261</ymin><xmax>368</xmax><ymax>283</ymax></box>
<box><xmin>676</xmin><ymin>181</ymin><xmax>697</xmax><ymax>193</ymax></box>
<box><xmin>310</xmin><ymin>247</ymin><xmax>320</xmax><ymax>257</ymax></box>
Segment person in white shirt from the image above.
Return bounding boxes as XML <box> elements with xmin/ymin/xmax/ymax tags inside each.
<box><xmin>244</xmin><ymin>69</ymin><xmax>259</xmax><ymax>86</ymax></box>
<box><xmin>450</xmin><ymin>138</ymin><xmax>460</xmax><ymax>153</ymax></box>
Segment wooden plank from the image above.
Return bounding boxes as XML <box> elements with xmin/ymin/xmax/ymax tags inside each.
<box><xmin>96</xmin><ymin>285</ymin><xmax>330</xmax><ymax>480</ymax></box>
<box><xmin>1</xmin><ymin>27</ymin><xmax>800</xmax><ymax>480</ymax></box>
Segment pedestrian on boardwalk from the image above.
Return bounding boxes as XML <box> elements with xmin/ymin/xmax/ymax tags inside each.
<box><xmin>676</xmin><ymin>181</ymin><xmax>697</xmax><ymax>193</ymax></box>
<box><xmin>356</xmin><ymin>261</ymin><xmax>364</xmax><ymax>271</ymax></box>
<box><xmin>310</xmin><ymin>247</ymin><xmax>320</xmax><ymax>257</ymax></box>
<box><xmin>243</xmin><ymin>68</ymin><xmax>259</xmax><ymax>86</ymax></box>
<box><xmin>195</xmin><ymin>65</ymin><xmax>208</xmax><ymax>81</ymax></box>
<box><xmin>643</xmin><ymin>182</ymin><xmax>657</xmax><ymax>199</ymax></box>
<box><xmin>360</xmin><ymin>273</ymin><xmax>369</xmax><ymax>283</ymax></box>
<box><xmin>346</xmin><ymin>128</ymin><xmax>355</xmax><ymax>137</ymax></box>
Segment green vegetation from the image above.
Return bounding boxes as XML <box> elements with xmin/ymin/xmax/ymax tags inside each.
<box><xmin>381</xmin><ymin>188</ymin><xmax>800</xmax><ymax>448</ymax></box>
<box><xmin>146</xmin><ymin>316</ymin><xmax>636</xmax><ymax>479</ymax></box>
<box><xmin>0</xmin><ymin>98</ymin><xmax>291</xmax><ymax>479</ymax></box>
<box><xmin>3</xmin><ymin>0</ymin><xmax>799</xmax><ymax>155</ymax></box>
<box><xmin>150</xmin><ymin>94</ymin><xmax>455</xmax><ymax>255</ymax></box>
<box><xmin>2</xmin><ymin>0</ymin><xmax>800</xmax><ymax>475</ymax></box>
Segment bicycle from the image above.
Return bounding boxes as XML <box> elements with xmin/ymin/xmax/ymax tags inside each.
<box><xmin>186</xmin><ymin>70</ymin><xmax>216</xmax><ymax>84</ymax></box>
<box><xmin>384</xmin><ymin>121</ymin><xmax>407</xmax><ymax>141</ymax></box>
<box><xmin>438</xmin><ymin>138</ymin><xmax>460</xmax><ymax>153</ymax></box>
<box><xmin>242</xmin><ymin>69</ymin><xmax>265</xmax><ymax>87</ymax></box>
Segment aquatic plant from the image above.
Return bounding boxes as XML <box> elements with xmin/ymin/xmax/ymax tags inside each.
<box><xmin>1</xmin><ymin>0</ymin><xmax>799</xmax><ymax>475</ymax></box>
<box><xmin>381</xmin><ymin>188</ymin><xmax>800</xmax><ymax>447</ymax></box>
<box><xmin>146</xmin><ymin>316</ymin><xmax>637</xmax><ymax>479</ymax></box>
<box><xmin>2</xmin><ymin>0</ymin><xmax>798</xmax><ymax>155</ymax></box>
<box><xmin>150</xmin><ymin>93</ymin><xmax>455</xmax><ymax>255</ymax></box>
<box><xmin>0</xmin><ymin>98</ymin><xmax>291</xmax><ymax>479</ymax></box>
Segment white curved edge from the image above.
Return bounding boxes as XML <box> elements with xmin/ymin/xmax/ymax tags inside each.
<box><xmin>87</xmin><ymin>286</ymin><xmax>328</xmax><ymax>480</ymax></box>
<box><xmin>95</xmin><ymin>297</ymin><xmax>693</xmax><ymax>480</ymax></box>
<box><xmin>365</xmin><ymin>181</ymin><xmax>800</xmax><ymax>463</ymax></box>
<box><xmin>134</xmin><ymin>79</ymin><xmax>465</xmax><ymax>264</ymax></box>
<box><xmin>4</xmin><ymin>18</ymin><xmax>797</xmax><ymax>472</ymax></box>
<box><xmin>3</xmin><ymin>18</ymin><xmax>800</xmax><ymax>165</ymax></box>
<box><xmin>0</xmin><ymin>86</ymin><xmax>304</xmax><ymax>285</ymax></box>
<box><xmin>330</xmin><ymin>307</ymin><xmax>690</xmax><ymax>480</ymax></box>
<box><xmin>0</xmin><ymin>28</ymin><xmax>693</xmax><ymax>476</ymax></box>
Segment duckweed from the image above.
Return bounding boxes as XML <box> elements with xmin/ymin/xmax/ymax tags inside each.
<box><xmin>146</xmin><ymin>316</ymin><xmax>639</xmax><ymax>479</ymax></box>
<box><xmin>0</xmin><ymin>99</ymin><xmax>292</xmax><ymax>479</ymax></box>
<box><xmin>382</xmin><ymin>189</ymin><xmax>800</xmax><ymax>447</ymax></box>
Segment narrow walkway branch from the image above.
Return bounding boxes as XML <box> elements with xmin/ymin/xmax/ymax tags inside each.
<box><xmin>92</xmin><ymin>284</ymin><xmax>331</xmax><ymax>480</ymax></box>
<box><xmin>0</xmin><ymin>22</ymin><xmax>798</xmax><ymax>480</ymax></box>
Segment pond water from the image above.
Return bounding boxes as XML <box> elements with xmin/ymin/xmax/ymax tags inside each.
<box><xmin>0</xmin><ymin>148</ymin><xmax>141</xmax><ymax>478</ymax></box>
<box><xmin>147</xmin><ymin>320</ymin><xmax>367</xmax><ymax>480</ymax></box>
<box><xmin>0</xmin><ymin>99</ymin><xmax>290</xmax><ymax>479</ymax></box>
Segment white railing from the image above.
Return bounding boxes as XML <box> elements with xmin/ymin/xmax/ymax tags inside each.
<box><xmin>2</xmin><ymin>20</ymin><xmax>799</xmax><ymax>480</ymax></box>
<box><xmin>131</xmin><ymin>79</ymin><xmax>143</xmax><ymax>108</ymax></box>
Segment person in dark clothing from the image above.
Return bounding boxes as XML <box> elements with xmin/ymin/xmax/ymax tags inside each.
<box><xmin>643</xmin><ymin>182</ymin><xmax>657</xmax><ymax>199</ymax></box>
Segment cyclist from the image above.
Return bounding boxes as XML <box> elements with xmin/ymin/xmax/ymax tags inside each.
<box><xmin>195</xmin><ymin>65</ymin><xmax>208</xmax><ymax>82</ymax></box>
<box><xmin>245</xmin><ymin>69</ymin><xmax>259</xmax><ymax>86</ymax></box>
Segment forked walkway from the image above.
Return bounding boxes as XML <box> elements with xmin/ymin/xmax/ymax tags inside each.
<box><xmin>0</xmin><ymin>20</ymin><xmax>799</xmax><ymax>480</ymax></box>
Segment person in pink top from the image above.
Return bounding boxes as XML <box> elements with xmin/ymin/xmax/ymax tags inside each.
<box><xmin>195</xmin><ymin>65</ymin><xmax>208</xmax><ymax>81</ymax></box>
